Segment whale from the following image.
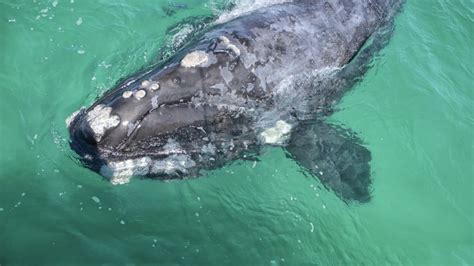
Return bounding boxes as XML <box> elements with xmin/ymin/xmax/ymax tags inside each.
<box><xmin>67</xmin><ymin>0</ymin><xmax>403</xmax><ymax>202</ymax></box>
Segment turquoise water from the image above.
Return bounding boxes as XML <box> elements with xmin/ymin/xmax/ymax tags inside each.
<box><xmin>0</xmin><ymin>0</ymin><xmax>472</xmax><ymax>264</ymax></box>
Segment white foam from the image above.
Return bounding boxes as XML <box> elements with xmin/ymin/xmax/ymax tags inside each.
<box><xmin>91</xmin><ymin>196</ymin><xmax>100</xmax><ymax>203</ymax></box>
<box><xmin>76</xmin><ymin>17</ymin><xmax>82</xmax><ymax>26</ymax></box>
<box><xmin>170</xmin><ymin>24</ymin><xmax>194</xmax><ymax>49</ymax></box>
<box><xmin>65</xmin><ymin>108</ymin><xmax>84</xmax><ymax>127</ymax></box>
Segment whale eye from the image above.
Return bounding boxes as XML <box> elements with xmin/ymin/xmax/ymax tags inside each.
<box><xmin>172</xmin><ymin>77</ymin><xmax>181</xmax><ymax>84</ymax></box>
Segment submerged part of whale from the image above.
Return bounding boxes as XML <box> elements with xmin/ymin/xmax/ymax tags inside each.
<box><xmin>67</xmin><ymin>0</ymin><xmax>403</xmax><ymax>202</ymax></box>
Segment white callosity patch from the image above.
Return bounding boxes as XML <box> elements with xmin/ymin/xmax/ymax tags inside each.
<box><xmin>220</xmin><ymin>65</ymin><xmax>234</xmax><ymax>85</ymax></box>
<box><xmin>219</xmin><ymin>36</ymin><xmax>241</xmax><ymax>56</ymax></box>
<box><xmin>181</xmin><ymin>50</ymin><xmax>209</xmax><ymax>68</ymax></box>
<box><xmin>219</xmin><ymin>35</ymin><xmax>230</xmax><ymax>44</ymax></box>
<box><xmin>141</xmin><ymin>80</ymin><xmax>151</xmax><ymax>88</ymax></box>
<box><xmin>201</xmin><ymin>143</ymin><xmax>216</xmax><ymax>155</ymax></box>
<box><xmin>227</xmin><ymin>44</ymin><xmax>241</xmax><ymax>56</ymax></box>
<box><xmin>122</xmin><ymin>91</ymin><xmax>133</xmax><ymax>98</ymax></box>
<box><xmin>151</xmin><ymin>155</ymin><xmax>196</xmax><ymax>176</ymax></box>
<box><xmin>86</xmin><ymin>104</ymin><xmax>120</xmax><ymax>142</ymax></box>
<box><xmin>260</xmin><ymin>120</ymin><xmax>292</xmax><ymax>144</ymax></box>
<box><xmin>100</xmin><ymin>157</ymin><xmax>152</xmax><ymax>185</ymax></box>
<box><xmin>149</xmin><ymin>82</ymin><xmax>160</xmax><ymax>91</ymax></box>
<box><xmin>162</xmin><ymin>138</ymin><xmax>185</xmax><ymax>154</ymax></box>
<box><xmin>134</xmin><ymin>90</ymin><xmax>146</xmax><ymax>100</ymax></box>
<box><xmin>151</xmin><ymin>95</ymin><xmax>159</xmax><ymax>109</ymax></box>
<box><xmin>100</xmin><ymin>154</ymin><xmax>196</xmax><ymax>184</ymax></box>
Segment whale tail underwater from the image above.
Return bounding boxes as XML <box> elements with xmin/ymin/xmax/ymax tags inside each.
<box><xmin>67</xmin><ymin>0</ymin><xmax>404</xmax><ymax>203</ymax></box>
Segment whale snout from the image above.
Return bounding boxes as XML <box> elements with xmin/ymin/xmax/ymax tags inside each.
<box><xmin>67</xmin><ymin>59</ymin><xmax>220</xmax><ymax>165</ymax></box>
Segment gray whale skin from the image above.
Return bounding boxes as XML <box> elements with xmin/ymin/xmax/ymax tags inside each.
<box><xmin>68</xmin><ymin>0</ymin><xmax>403</xmax><ymax>202</ymax></box>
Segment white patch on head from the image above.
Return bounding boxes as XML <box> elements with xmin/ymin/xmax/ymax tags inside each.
<box><xmin>162</xmin><ymin>138</ymin><xmax>186</xmax><ymax>154</ymax></box>
<box><xmin>100</xmin><ymin>157</ymin><xmax>152</xmax><ymax>185</ymax></box>
<box><xmin>260</xmin><ymin>120</ymin><xmax>292</xmax><ymax>145</ymax></box>
<box><xmin>227</xmin><ymin>44</ymin><xmax>240</xmax><ymax>56</ymax></box>
<box><xmin>122</xmin><ymin>91</ymin><xmax>133</xmax><ymax>98</ymax></box>
<box><xmin>141</xmin><ymin>80</ymin><xmax>151</xmax><ymax>88</ymax></box>
<box><xmin>100</xmin><ymin>154</ymin><xmax>196</xmax><ymax>184</ymax></box>
<box><xmin>219</xmin><ymin>36</ymin><xmax>230</xmax><ymax>44</ymax></box>
<box><xmin>151</xmin><ymin>155</ymin><xmax>196</xmax><ymax>175</ymax></box>
<box><xmin>201</xmin><ymin>143</ymin><xmax>216</xmax><ymax>155</ymax></box>
<box><xmin>65</xmin><ymin>107</ymin><xmax>84</xmax><ymax>127</ymax></box>
<box><xmin>151</xmin><ymin>95</ymin><xmax>159</xmax><ymax>109</ymax></box>
<box><xmin>134</xmin><ymin>90</ymin><xmax>146</xmax><ymax>100</ymax></box>
<box><xmin>181</xmin><ymin>50</ymin><xmax>209</xmax><ymax>68</ymax></box>
<box><xmin>220</xmin><ymin>66</ymin><xmax>234</xmax><ymax>85</ymax></box>
<box><xmin>86</xmin><ymin>104</ymin><xmax>120</xmax><ymax>142</ymax></box>
<box><xmin>149</xmin><ymin>82</ymin><xmax>160</xmax><ymax>91</ymax></box>
<box><xmin>218</xmin><ymin>35</ymin><xmax>240</xmax><ymax>56</ymax></box>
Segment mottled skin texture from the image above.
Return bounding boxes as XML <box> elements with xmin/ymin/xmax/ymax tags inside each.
<box><xmin>69</xmin><ymin>0</ymin><xmax>403</xmax><ymax>202</ymax></box>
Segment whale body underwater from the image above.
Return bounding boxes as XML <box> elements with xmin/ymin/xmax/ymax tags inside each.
<box><xmin>67</xmin><ymin>0</ymin><xmax>403</xmax><ymax>202</ymax></box>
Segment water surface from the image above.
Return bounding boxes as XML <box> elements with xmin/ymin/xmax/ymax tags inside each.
<box><xmin>0</xmin><ymin>0</ymin><xmax>472</xmax><ymax>264</ymax></box>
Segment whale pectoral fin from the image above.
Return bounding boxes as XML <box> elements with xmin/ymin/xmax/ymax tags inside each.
<box><xmin>286</xmin><ymin>121</ymin><xmax>372</xmax><ymax>203</ymax></box>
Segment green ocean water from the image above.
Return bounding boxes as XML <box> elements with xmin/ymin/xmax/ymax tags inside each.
<box><xmin>0</xmin><ymin>0</ymin><xmax>472</xmax><ymax>264</ymax></box>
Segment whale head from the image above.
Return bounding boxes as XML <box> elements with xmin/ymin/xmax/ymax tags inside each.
<box><xmin>67</xmin><ymin>42</ymin><xmax>255</xmax><ymax>182</ymax></box>
<box><xmin>68</xmin><ymin>55</ymin><xmax>215</xmax><ymax>178</ymax></box>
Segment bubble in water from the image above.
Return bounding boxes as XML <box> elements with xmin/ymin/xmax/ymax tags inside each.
<box><xmin>91</xmin><ymin>196</ymin><xmax>100</xmax><ymax>203</ymax></box>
